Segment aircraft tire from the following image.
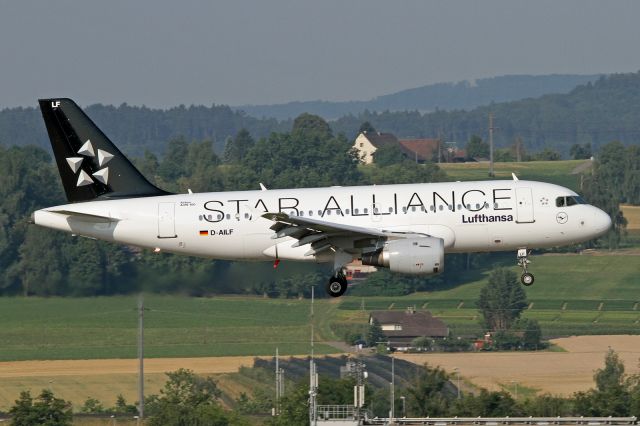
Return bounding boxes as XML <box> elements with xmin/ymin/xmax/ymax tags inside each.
<box><xmin>326</xmin><ymin>276</ymin><xmax>348</xmax><ymax>297</ymax></box>
<box><xmin>521</xmin><ymin>272</ymin><xmax>535</xmax><ymax>286</ymax></box>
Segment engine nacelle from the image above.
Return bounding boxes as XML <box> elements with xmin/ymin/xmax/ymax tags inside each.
<box><xmin>361</xmin><ymin>237</ymin><xmax>444</xmax><ymax>275</ymax></box>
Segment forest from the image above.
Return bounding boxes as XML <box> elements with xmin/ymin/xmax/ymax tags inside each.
<box><xmin>1</xmin><ymin>72</ymin><xmax>640</xmax><ymax>158</ymax></box>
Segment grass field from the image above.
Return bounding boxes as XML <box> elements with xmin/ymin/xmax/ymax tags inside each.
<box><xmin>440</xmin><ymin>159</ymin><xmax>589</xmax><ymax>191</ymax></box>
<box><xmin>340</xmin><ymin>252</ymin><xmax>640</xmax><ymax>337</ymax></box>
<box><xmin>0</xmin><ymin>296</ymin><xmax>340</xmax><ymax>361</ymax></box>
<box><xmin>0</xmin><ymin>251</ymin><xmax>638</xmax><ymax>362</ymax></box>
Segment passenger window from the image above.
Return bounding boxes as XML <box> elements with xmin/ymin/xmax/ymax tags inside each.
<box><xmin>364</xmin><ymin>208</ymin><xmax>369</xmax><ymax>214</ymax></box>
<box><xmin>346</xmin><ymin>209</ymin><xmax>350</xmax><ymax>215</ymax></box>
<box><xmin>299</xmin><ymin>211</ymin><xmax>304</xmax><ymax>217</ymax></box>
<box><xmin>402</xmin><ymin>207</ymin><xmax>407</xmax><ymax>213</ymax></box>
<box><xmin>389</xmin><ymin>207</ymin><xmax>394</xmax><ymax>213</ymax></box>
<box><xmin>411</xmin><ymin>206</ymin><xmax>416</xmax><ymax>212</ymax></box>
<box><xmin>439</xmin><ymin>205</ymin><xmax>444</xmax><ymax>211</ymax></box>
<box><xmin>198</xmin><ymin>215</ymin><xmax>203</xmax><ymax>221</ymax></box>
<box><xmin>309</xmin><ymin>211</ymin><xmax>313</xmax><ymax>216</ymax></box>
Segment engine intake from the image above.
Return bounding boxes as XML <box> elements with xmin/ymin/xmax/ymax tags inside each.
<box><xmin>361</xmin><ymin>237</ymin><xmax>444</xmax><ymax>275</ymax></box>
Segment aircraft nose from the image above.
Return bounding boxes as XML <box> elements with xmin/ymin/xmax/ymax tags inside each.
<box><xmin>592</xmin><ymin>208</ymin><xmax>612</xmax><ymax>237</ymax></box>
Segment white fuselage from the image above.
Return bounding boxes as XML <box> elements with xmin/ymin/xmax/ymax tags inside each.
<box><xmin>33</xmin><ymin>180</ymin><xmax>612</xmax><ymax>263</ymax></box>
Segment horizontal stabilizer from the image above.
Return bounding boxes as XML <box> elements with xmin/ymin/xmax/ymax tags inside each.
<box><xmin>47</xmin><ymin>209</ymin><xmax>120</xmax><ymax>223</ymax></box>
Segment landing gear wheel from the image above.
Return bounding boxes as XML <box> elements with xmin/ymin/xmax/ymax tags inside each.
<box><xmin>517</xmin><ymin>248</ymin><xmax>535</xmax><ymax>287</ymax></box>
<box><xmin>521</xmin><ymin>272</ymin><xmax>535</xmax><ymax>286</ymax></box>
<box><xmin>326</xmin><ymin>275</ymin><xmax>348</xmax><ymax>297</ymax></box>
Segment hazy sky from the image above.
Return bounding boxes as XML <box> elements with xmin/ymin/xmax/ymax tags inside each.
<box><xmin>2</xmin><ymin>0</ymin><xmax>640</xmax><ymax>109</ymax></box>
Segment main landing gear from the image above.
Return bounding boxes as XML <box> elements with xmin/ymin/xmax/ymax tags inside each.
<box><xmin>326</xmin><ymin>271</ymin><xmax>348</xmax><ymax>297</ymax></box>
<box><xmin>517</xmin><ymin>248</ymin><xmax>535</xmax><ymax>286</ymax></box>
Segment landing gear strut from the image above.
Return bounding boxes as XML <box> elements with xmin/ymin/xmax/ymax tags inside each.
<box><xmin>517</xmin><ymin>248</ymin><xmax>535</xmax><ymax>286</ymax></box>
<box><xmin>326</xmin><ymin>271</ymin><xmax>348</xmax><ymax>297</ymax></box>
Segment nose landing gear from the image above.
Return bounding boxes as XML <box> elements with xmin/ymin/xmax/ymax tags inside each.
<box><xmin>326</xmin><ymin>271</ymin><xmax>348</xmax><ymax>297</ymax></box>
<box><xmin>517</xmin><ymin>248</ymin><xmax>535</xmax><ymax>286</ymax></box>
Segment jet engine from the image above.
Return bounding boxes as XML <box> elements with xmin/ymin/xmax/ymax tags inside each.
<box><xmin>361</xmin><ymin>237</ymin><xmax>444</xmax><ymax>275</ymax></box>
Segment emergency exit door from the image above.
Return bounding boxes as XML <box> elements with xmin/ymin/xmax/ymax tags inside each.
<box><xmin>158</xmin><ymin>202</ymin><xmax>177</xmax><ymax>238</ymax></box>
<box><xmin>515</xmin><ymin>187</ymin><xmax>535</xmax><ymax>223</ymax></box>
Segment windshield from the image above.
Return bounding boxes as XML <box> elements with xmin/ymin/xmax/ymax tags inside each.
<box><xmin>556</xmin><ymin>196</ymin><xmax>587</xmax><ymax>207</ymax></box>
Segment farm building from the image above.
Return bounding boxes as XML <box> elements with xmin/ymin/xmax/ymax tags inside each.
<box><xmin>369</xmin><ymin>308</ymin><xmax>449</xmax><ymax>351</ymax></box>
<box><xmin>352</xmin><ymin>131</ymin><xmax>465</xmax><ymax>164</ymax></box>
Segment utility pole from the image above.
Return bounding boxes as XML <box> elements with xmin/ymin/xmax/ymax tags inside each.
<box><xmin>275</xmin><ymin>347</ymin><xmax>283</xmax><ymax>416</ymax></box>
<box><xmin>489</xmin><ymin>112</ymin><xmax>495</xmax><ymax>177</ymax></box>
<box><xmin>390</xmin><ymin>355</ymin><xmax>395</xmax><ymax>422</ymax></box>
<box><xmin>352</xmin><ymin>358</ymin><xmax>366</xmax><ymax>422</ymax></box>
<box><xmin>515</xmin><ymin>136</ymin><xmax>523</xmax><ymax>162</ymax></box>
<box><xmin>137</xmin><ymin>294</ymin><xmax>144</xmax><ymax>422</ymax></box>
<box><xmin>309</xmin><ymin>286</ymin><xmax>317</xmax><ymax>426</ymax></box>
<box><xmin>437</xmin><ymin>130</ymin><xmax>443</xmax><ymax>164</ymax></box>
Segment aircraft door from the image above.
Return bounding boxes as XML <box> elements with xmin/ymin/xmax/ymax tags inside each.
<box><xmin>158</xmin><ymin>202</ymin><xmax>177</xmax><ymax>238</ymax></box>
<box><xmin>515</xmin><ymin>187</ymin><xmax>535</xmax><ymax>223</ymax></box>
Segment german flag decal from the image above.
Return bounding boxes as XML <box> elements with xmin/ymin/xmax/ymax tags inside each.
<box><xmin>199</xmin><ymin>230</ymin><xmax>208</xmax><ymax>236</ymax></box>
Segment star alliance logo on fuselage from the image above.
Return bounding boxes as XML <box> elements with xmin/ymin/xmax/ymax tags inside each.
<box><xmin>65</xmin><ymin>140</ymin><xmax>113</xmax><ymax>187</ymax></box>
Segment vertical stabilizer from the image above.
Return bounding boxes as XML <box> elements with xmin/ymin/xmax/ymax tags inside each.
<box><xmin>39</xmin><ymin>98</ymin><xmax>167</xmax><ymax>202</ymax></box>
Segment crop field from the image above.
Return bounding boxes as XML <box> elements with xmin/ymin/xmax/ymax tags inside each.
<box><xmin>0</xmin><ymin>296</ymin><xmax>340</xmax><ymax>362</ymax></box>
<box><xmin>440</xmin><ymin>159</ymin><xmax>589</xmax><ymax>191</ymax></box>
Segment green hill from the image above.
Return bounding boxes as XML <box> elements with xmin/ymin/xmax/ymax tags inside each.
<box><xmin>338</xmin><ymin>252</ymin><xmax>640</xmax><ymax>338</ymax></box>
<box><xmin>332</xmin><ymin>71</ymin><xmax>640</xmax><ymax>155</ymax></box>
<box><xmin>440</xmin><ymin>159</ymin><xmax>589</xmax><ymax>191</ymax></box>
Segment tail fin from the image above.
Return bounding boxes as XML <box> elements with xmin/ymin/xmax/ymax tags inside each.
<box><xmin>39</xmin><ymin>98</ymin><xmax>168</xmax><ymax>203</ymax></box>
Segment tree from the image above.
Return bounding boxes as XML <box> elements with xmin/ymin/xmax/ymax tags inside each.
<box><xmin>477</xmin><ymin>268</ymin><xmax>528</xmax><ymax>331</ymax></box>
<box><xmin>366</xmin><ymin>318</ymin><xmax>386</xmax><ymax>347</ymax></box>
<box><xmin>9</xmin><ymin>389</ymin><xmax>72</xmax><ymax>426</ymax></box>
<box><xmin>534</xmin><ymin>148</ymin><xmax>562</xmax><ymax>161</ymax></box>
<box><xmin>80</xmin><ymin>397</ymin><xmax>105</xmax><ymax>414</ymax></box>
<box><xmin>573</xmin><ymin>349</ymin><xmax>630</xmax><ymax>416</ymax></box>
<box><xmin>465</xmin><ymin>135</ymin><xmax>489</xmax><ymax>159</ymax></box>
<box><xmin>157</xmin><ymin>137</ymin><xmax>189</xmax><ymax>183</ymax></box>
<box><xmin>570</xmin><ymin>143</ymin><xmax>592</xmax><ymax>160</ymax></box>
<box><xmin>223</xmin><ymin>129</ymin><xmax>255</xmax><ymax>164</ymax></box>
<box><xmin>583</xmin><ymin>141</ymin><xmax>628</xmax><ymax>248</ymax></box>
<box><xmin>291</xmin><ymin>113</ymin><xmax>332</xmax><ymax>142</ymax></box>
<box><xmin>358</xmin><ymin>121</ymin><xmax>376</xmax><ymax>134</ymax></box>
<box><xmin>145</xmin><ymin>368</ymin><xmax>242</xmax><ymax>426</ymax></box>
<box><xmin>450</xmin><ymin>389</ymin><xmax>521</xmax><ymax>417</ymax></box>
<box><xmin>373</xmin><ymin>143</ymin><xmax>405</xmax><ymax>166</ymax></box>
<box><xmin>406</xmin><ymin>364</ymin><xmax>453</xmax><ymax>417</ymax></box>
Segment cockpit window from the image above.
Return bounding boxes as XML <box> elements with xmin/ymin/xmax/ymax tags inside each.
<box><xmin>556</xmin><ymin>196</ymin><xmax>586</xmax><ymax>207</ymax></box>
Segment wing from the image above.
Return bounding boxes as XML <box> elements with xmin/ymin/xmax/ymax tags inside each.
<box><xmin>262</xmin><ymin>212</ymin><xmax>422</xmax><ymax>257</ymax></box>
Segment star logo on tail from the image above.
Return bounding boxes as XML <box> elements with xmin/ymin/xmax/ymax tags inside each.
<box><xmin>65</xmin><ymin>140</ymin><xmax>113</xmax><ymax>187</ymax></box>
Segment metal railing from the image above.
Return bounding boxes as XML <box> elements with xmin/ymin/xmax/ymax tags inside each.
<box><xmin>364</xmin><ymin>417</ymin><xmax>638</xmax><ymax>425</ymax></box>
<box><xmin>317</xmin><ymin>405</ymin><xmax>358</xmax><ymax>420</ymax></box>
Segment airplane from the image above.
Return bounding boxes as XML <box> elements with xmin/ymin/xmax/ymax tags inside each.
<box><xmin>32</xmin><ymin>98</ymin><xmax>612</xmax><ymax>297</ymax></box>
